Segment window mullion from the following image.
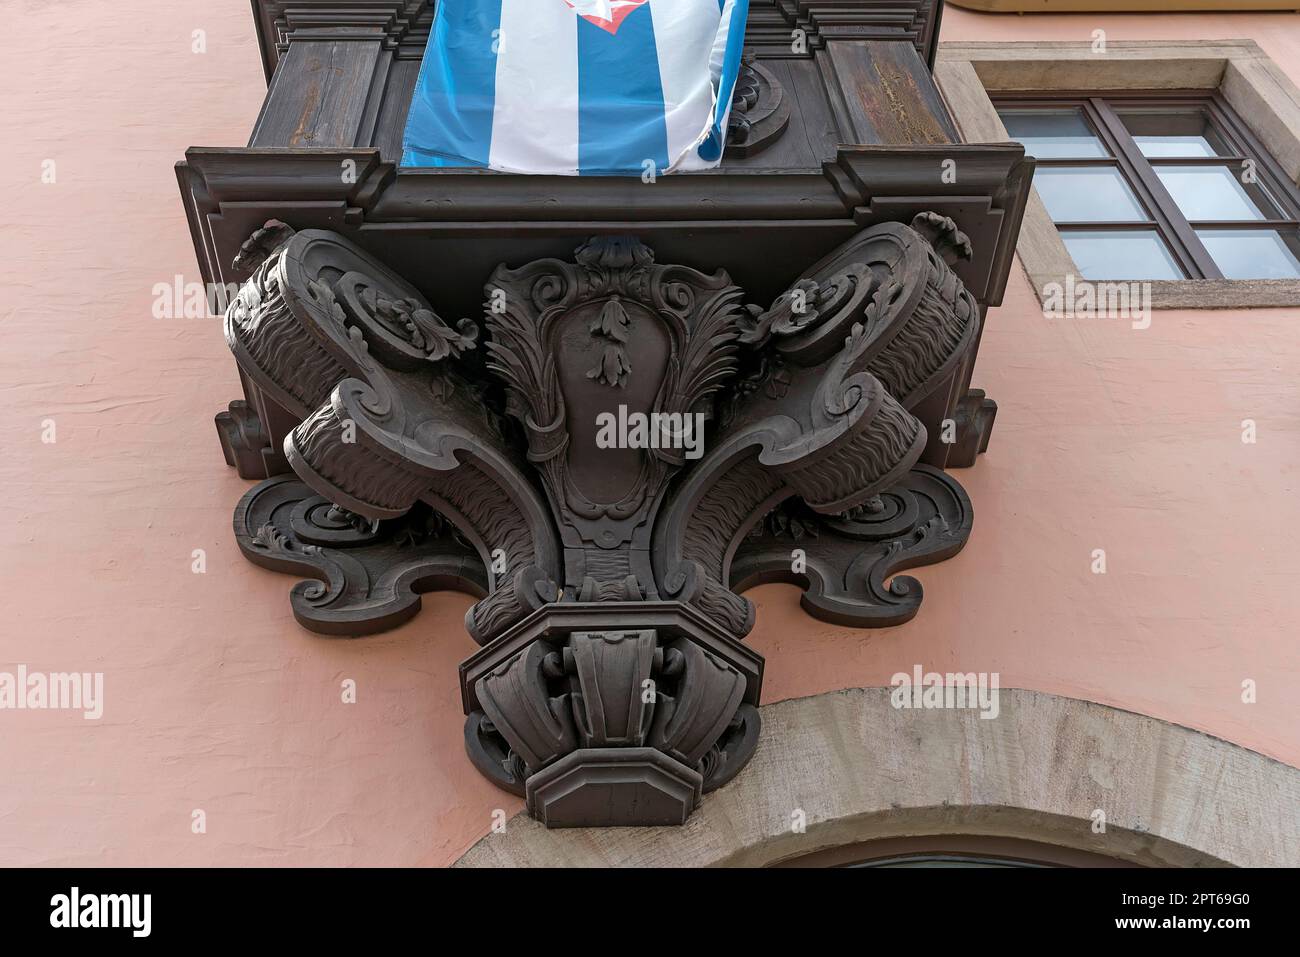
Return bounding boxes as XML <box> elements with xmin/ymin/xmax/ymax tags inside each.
<box><xmin>1088</xmin><ymin>97</ymin><xmax>1224</xmax><ymax>280</ymax></box>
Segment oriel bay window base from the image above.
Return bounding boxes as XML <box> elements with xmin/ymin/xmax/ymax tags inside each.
<box><xmin>179</xmin><ymin>0</ymin><xmax>1032</xmax><ymax>828</ymax></box>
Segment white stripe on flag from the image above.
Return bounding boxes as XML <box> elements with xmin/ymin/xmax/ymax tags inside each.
<box><xmin>711</xmin><ymin>0</ymin><xmax>748</xmax><ymax>142</ymax></box>
<box><xmin>490</xmin><ymin>0</ymin><xmax>581</xmax><ymax>174</ymax></box>
<box><xmin>651</xmin><ymin>0</ymin><xmax>726</xmax><ymax>172</ymax></box>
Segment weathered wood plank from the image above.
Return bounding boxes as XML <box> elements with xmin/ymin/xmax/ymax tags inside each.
<box><xmin>250</xmin><ymin>34</ymin><xmax>382</xmax><ymax>147</ymax></box>
<box><xmin>828</xmin><ymin>40</ymin><xmax>958</xmax><ymax>145</ymax></box>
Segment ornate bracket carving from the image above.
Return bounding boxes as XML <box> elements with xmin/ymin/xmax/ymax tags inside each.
<box><xmin>731</xmin><ymin>465</ymin><xmax>972</xmax><ymax>628</ymax></box>
<box><xmin>217</xmin><ymin>213</ymin><xmax>982</xmax><ymax>826</ymax></box>
<box><xmin>235</xmin><ymin>475</ymin><xmax>487</xmax><ymax>634</ymax></box>
<box><xmin>726</xmin><ymin>55</ymin><xmax>791</xmax><ymax>158</ymax></box>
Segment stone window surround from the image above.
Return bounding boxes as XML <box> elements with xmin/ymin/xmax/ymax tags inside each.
<box><xmin>935</xmin><ymin>39</ymin><xmax>1300</xmax><ymax>308</ymax></box>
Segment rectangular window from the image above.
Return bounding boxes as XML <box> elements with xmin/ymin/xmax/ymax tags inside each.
<box><xmin>995</xmin><ymin>94</ymin><xmax>1300</xmax><ymax>281</ymax></box>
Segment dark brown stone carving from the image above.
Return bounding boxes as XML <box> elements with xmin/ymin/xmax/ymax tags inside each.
<box><xmin>482</xmin><ymin>236</ymin><xmax>747</xmax><ymax>605</ymax></box>
<box><xmin>215</xmin><ymin>399</ymin><xmax>274</xmax><ymax>478</ymax></box>
<box><xmin>224</xmin><ymin>227</ymin><xmax>563</xmax><ymax>646</ymax></box>
<box><xmin>215</xmin><ymin>212</ymin><xmax>982</xmax><ymax>825</ymax></box>
<box><xmin>654</xmin><ymin>213</ymin><xmax>978</xmax><ymax>640</ymax></box>
<box><xmin>178</xmin><ymin>0</ymin><xmax>1040</xmax><ymax>830</ymax></box>
<box><xmin>726</xmin><ymin>56</ymin><xmax>791</xmax><ymax>158</ymax></box>
<box><xmin>460</xmin><ymin>602</ymin><xmax>763</xmax><ymax>822</ymax></box>
<box><xmin>731</xmin><ymin>465</ymin><xmax>973</xmax><ymax>627</ymax></box>
<box><xmin>234</xmin><ymin>475</ymin><xmax>486</xmax><ymax>635</ymax></box>
<box><xmin>947</xmin><ymin>388</ymin><xmax>999</xmax><ymax>468</ymax></box>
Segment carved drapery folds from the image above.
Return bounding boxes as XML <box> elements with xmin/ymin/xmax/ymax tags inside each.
<box><xmin>220</xmin><ymin>213</ymin><xmax>982</xmax><ymax>826</ymax></box>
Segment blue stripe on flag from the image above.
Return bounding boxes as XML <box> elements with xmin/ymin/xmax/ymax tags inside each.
<box><xmin>401</xmin><ymin>0</ymin><xmax>504</xmax><ymax>168</ymax></box>
<box><xmin>576</xmin><ymin>5</ymin><xmax>670</xmax><ymax>176</ymax></box>
<box><xmin>697</xmin><ymin>0</ymin><xmax>749</xmax><ymax>163</ymax></box>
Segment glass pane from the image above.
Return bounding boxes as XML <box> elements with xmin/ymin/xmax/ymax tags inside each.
<box><xmin>1060</xmin><ymin>230</ymin><xmax>1184</xmax><ymax>280</ymax></box>
<box><xmin>1034</xmin><ymin>167</ymin><xmax>1147</xmax><ymax>222</ymax></box>
<box><xmin>1116</xmin><ymin>108</ymin><xmax>1229</xmax><ymax>158</ymax></box>
<box><xmin>998</xmin><ymin>108</ymin><xmax>1109</xmax><ymax>158</ymax></box>
<box><xmin>1197</xmin><ymin>229</ymin><xmax>1300</xmax><ymax>279</ymax></box>
<box><xmin>1154</xmin><ymin>165</ymin><xmax>1277</xmax><ymax>221</ymax></box>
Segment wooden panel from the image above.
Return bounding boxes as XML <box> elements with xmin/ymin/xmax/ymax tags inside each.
<box><xmin>371</xmin><ymin>58</ymin><xmax>420</xmax><ymax>162</ymax></box>
<box><xmin>827</xmin><ymin>40</ymin><xmax>958</xmax><ymax>145</ymax></box>
<box><xmin>250</xmin><ymin>36</ymin><xmax>382</xmax><ymax>147</ymax></box>
<box><xmin>726</xmin><ymin>58</ymin><xmax>831</xmax><ymax>171</ymax></box>
<box><xmin>785</xmin><ymin>57</ymin><xmax>845</xmax><ymax>164</ymax></box>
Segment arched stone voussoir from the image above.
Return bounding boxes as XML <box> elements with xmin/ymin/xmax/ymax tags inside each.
<box><xmin>455</xmin><ymin>687</ymin><xmax>1300</xmax><ymax>867</ymax></box>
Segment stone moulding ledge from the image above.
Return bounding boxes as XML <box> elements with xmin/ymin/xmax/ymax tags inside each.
<box><xmin>454</xmin><ymin>687</ymin><xmax>1300</xmax><ymax>867</ymax></box>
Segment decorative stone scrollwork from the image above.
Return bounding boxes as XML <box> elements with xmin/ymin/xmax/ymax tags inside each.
<box><xmin>656</xmin><ymin>213</ymin><xmax>977</xmax><ymax>641</ymax></box>
<box><xmin>731</xmin><ymin>465</ymin><xmax>973</xmax><ymax>627</ymax></box>
<box><xmin>217</xmin><ymin>213</ymin><xmax>983</xmax><ymax>826</ymax></box>
<box><xmin>725</xmin><ymin>55</ymin><xmax>791</xmax><ymax>158</ymax></box>
<box><xmin>235</xmin><ymin>475</ymin><xmax>487</xmax><ymax>635</ymax></box>
<box><xmin>224</xmin><ymin>226</ymin><xmax>562</xmax><ymax>645</ymax></box>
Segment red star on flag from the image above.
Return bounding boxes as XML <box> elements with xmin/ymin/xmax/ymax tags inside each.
<box><xmin>562</xmin><ymin>0</ymin><xmax>651</xmax><ymax>35</ymax></box>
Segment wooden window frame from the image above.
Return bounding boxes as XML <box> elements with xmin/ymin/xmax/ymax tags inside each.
<box><xmin>992</xmin><ymin>91</ymin><xmax>1300</xmax><ymax>281</ymax></box>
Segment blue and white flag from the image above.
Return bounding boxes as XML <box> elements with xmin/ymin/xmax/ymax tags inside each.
<box><xmin>401</xmin><ymin>0</ymin><xmax>750</xmax><ymax>175</ymax></box>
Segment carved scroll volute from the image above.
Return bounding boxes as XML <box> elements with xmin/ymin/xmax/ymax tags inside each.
<box><xmin>224</xmin><ymin>231</ymin><xmax>368</xmax><ymax>422</ymax></box>
<box><xmin>730</xmin><ymin>464</ymin><xmax>975</xmax><ymax>628</ymax></box>
<box><xmin>725</xmin><ymin>55</ymin><xmax>792</xmax><ymax>159</ymax></box>
<box><xmin>651</xmin><ymin>216</ymin><xmax>982</xmax><ymax>635</ymax></box>
<box><xmin>223</xmin><ymin>225</ymin><xmax>563</xmax><ymax>646</ymax></box>
<box><xmin>787</xmin><ymin>213</ymin><xmax>981</xmax><ymax>411</ymax></box>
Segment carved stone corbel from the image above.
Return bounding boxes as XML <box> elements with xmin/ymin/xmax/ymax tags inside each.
<box><xmin>217</xmin><ymin>214</ymin><xmax>983</xmax><ymax>827</ymax></box>
<box><xmin>460</xmin><ymin>603</ymin><xmax>762</xmax><ymax>825</ymax></box>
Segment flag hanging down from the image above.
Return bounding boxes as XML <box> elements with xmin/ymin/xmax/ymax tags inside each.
<box><xmin>401</xmin><ymin>0</ymin><xmax>750</xmax><ymax>175</ymax></box>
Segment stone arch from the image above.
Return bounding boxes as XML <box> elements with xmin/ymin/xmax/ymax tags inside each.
<box><xmin>455</xmin><ymin>687</ymin><xmax>1300</xmax><ymax>867</ymax></box>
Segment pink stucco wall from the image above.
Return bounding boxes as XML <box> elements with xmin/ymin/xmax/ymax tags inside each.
<box><xmin>1</xmin><ymin>2</ymin><xmax>1296</xmax><ymax>866</ymax></box>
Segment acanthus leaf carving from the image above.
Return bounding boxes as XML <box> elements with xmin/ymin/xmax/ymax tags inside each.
<box><xmin>586</xmin><ymin>295</ymin><xmax>633</xmax><ymax>387</ymax></box>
